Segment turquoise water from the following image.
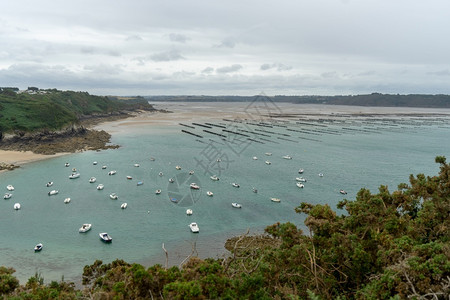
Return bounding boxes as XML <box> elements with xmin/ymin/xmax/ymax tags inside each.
<box><xmin>1</xmin><ymin>105</ymin><xmax>450</xmax><ymax>284</ymax></box>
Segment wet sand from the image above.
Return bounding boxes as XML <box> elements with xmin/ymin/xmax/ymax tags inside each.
<box><xmin>2</xmin><ymin>102</ymin><xmax>450</xmax><ymax>168</ymax></box>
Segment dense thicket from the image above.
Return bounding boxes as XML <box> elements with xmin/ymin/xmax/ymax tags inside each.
<box><xmin>0</xmin><ymin>89</ymin><xmax>154</xmax><ymax>133</ymax></box>
<box><xmin>1</xmin><ymin>157</ymin><xmax>449</xmax><ymax>299</ymax></box>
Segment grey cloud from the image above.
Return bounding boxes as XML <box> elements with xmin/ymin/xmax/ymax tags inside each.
<box><xmin>216</xmin><ymin>64</ymin><xmax>242</xmax><ymax>73</ymax></box>
<box><xmin>216</xmin><ymin>37</ymin><xmax>236</xmax><ymax>48</ymax></box>
<box><xmin>169</xmin><ymin>33</ymin><xmax>190</xmax><ymax>43</ymax></box>
<box><xmin>260</xmin><ymin>63</ymin><xmax>292</xmax><ymax>71</ymax></box>
<box><xmin>427</xmin><ymin>69</ymin><xmax>450</xmax><ymax>76</ymax></box>
<box><xmin>202</xmin><ymin>67</ymin><xmax>214</xmax><ymax>74</ymax></box>
<box><xmin>126</xmin><ymin>35</ymin><xmax>143</xmax><ymax>41</ymax></box>
<box><xmin>150</xmin><ymin>50</ymin><xmax>185</xmax><ymax>62</ymax></box>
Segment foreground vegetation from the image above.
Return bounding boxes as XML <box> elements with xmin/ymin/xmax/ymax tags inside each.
<box><xmin>1</xmin><ymin>157</ymin><xmax>449</xmax><ymax>299</ymax></box>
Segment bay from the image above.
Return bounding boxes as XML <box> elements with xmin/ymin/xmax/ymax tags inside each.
<box><xmin>1</xmin><ymin>102</ymin><xmax>449</xmax><ymax>284</ymax></box>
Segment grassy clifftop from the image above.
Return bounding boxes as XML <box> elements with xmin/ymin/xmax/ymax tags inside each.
<box><xmin>0</xmin><ymin>89</ymin><xmax>153</xmax><ymax>133</ymax></box>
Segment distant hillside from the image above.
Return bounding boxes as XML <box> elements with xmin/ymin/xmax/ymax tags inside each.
<box><xmin>146</xmin><ymin>93</ymin><xmax>450</xmax><ymax>108</ymax></box>
<box><xmin>0</xmin><ymin>88</ymin><xmax>154</xmax><ymax>133</ymax></box>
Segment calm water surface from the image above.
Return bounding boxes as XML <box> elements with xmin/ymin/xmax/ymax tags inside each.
<box><xmin>1</xmin><ymin>102</ymin><xmax>449</xmax><ymax>284</ymax></box>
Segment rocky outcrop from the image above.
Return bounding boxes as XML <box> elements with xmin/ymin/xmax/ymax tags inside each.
<box><xmin>0</xmin><ymin>162</ymin><xmax>19</xmax><ymax>171</ymax></box>
<box><xmin>0</xmin><ymin>126</ymin><xmax>119</xmax><ymax>155</ymax></box>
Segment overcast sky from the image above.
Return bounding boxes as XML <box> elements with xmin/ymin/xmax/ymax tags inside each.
<box><xmin>1</xmin><ymin>0</ymin><xmax>450</xmax><ymax>96</ymax></box>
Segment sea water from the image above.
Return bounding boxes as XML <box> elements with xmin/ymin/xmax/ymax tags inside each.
<box><xmin>1</xmin><ymin>102</ymin><xmax>449</xmax><ymax>285</ymax></box>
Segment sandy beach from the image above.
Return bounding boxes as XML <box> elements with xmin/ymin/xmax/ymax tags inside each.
<box><xmin>2</xmin><ymin>102</ymin><xmax>450</xmax><ymax>168</ymax></box>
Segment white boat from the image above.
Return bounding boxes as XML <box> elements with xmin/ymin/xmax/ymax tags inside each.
<box><xmin>155</xmin><ymin>189</ymin><xmax>162</xmax><ymax>194</ymax></box>
<box><xmin>252</xmin><ymin>156</ymin><xmax>258</xmax><ymax>160</ymax></box>
<box><xmin>189</xmin><ymin>170</ymin><xmax>194</xmax><ymax>175</ymax></box>
<box><xmin>189</xmin><ymin>222</ymin><xmax>199</xmax><ymax>233</ymax></box>
<box><xmin>65</xmin><ymin>162</ymin><xmax>70</xmax><ymax>167</ymax></box>
<box><xmin>150</xmin><ymin>157</ymin><xmax>155</xmax><ymax>161</ymax></box>
<box><xmin>79</xmin><ymin>223</ymin><xmax>92</xmax><ymax>233</ymax></box>
<box><xmin>48</xmin><ymin>190</ymin><xmax>59</xmax><ymax>196</ymax></box>
<box><xmin>64</xmin><ymin>197</ymin><xmax>71</xmax><ymax>203</ymax></box>
<box><xmin>252</xmin><ymin>187</ymin><xmax>258</xmax><ymax>193</ymax></box>
<box><xmin>126</xmin><ymin>175</ymin><xmax>132</xmax><ymax>180</ymax></box>
<box><xmin>298</xmin><ymin>169</ymin><xmax>304</xmax><ymax>174</ymax></box>
<box><xmin>102</xmin><ymin>165</ymin><xmax>107</xmax><ymax>169</ymax></box>
<box><xmin>282</xmin><ymin>155</ymin><xmax>292</xmax><ymax>160</ymax></box>
<box><xmin>210</xmin><ymin>175</ymin><xmax>219</xmax><ymax>181</ymax></box>
<box><xmin>134</xmin><ymin>163</ymin><xmax>140</xmax><ymax>167</ymax></box>
<box><xmin>340</xmin><ymin>189</ymin><xmax>348</xmax><ymax>195</ymax></box>
<box><xmin>296</xmin><ymin>177</ymin><xmax>307</xmax><ymax>182</ymax></box>
<box><xmin>265</xmin><ymin>161</ymin><xmax>271</xmax><ymax>165</ymax></box>
<box><xmin>108</xmin><ymin>170</ymin><xmax>117</xmax><ymax>176</ymax></box>
<box><xmin>318</xmin><ymin>173</ymin><xmax>324</xmax><ymax>177</ymax></box>
<box><xmin>97</xmin><ymin>184</ymin><xmax>104</xmax><ymax>190</ymax></box>
<box><xmin>206</xmin><ymin>191</ymin><xmax>213</xmax><ymax>196</ymax></box>
<box><xmin>89</xmin><ymin>177</ymin><xmax>97</xmax><ymax>183</ymax></box>
<box><xmin>270</xmin><ymin>197</ymin><xmax>281</xmax><ymax>202</ymax></box>
<box><xmin>232</xmin><ymin>183</ymin><xmax>240</xmax><ymax>188</ymax></box>
<box><xmin>175</xmin><ymin>165</ymin><xmax>181</xmax><ymax>170</ymax></box>
<box><xmin>69</xmin><ymin>173</ymin><xmax>80</xmax><ymax>179</ymax></box>
<box><xmin>216</xmin><ymin>158</ymin><xmax>221</xmax><ymax>162</ymax></box>
<box><xmin>4</xmin><ymin>193</ymin><xmax>12</xmax><ymax>199</ymax></box>
<box><xmin>296</xmin><ymin>182</ymin><xmax>304</xmax><ymax>188</ymax></box>
<box><xmin>99</xmin><ymin>232</ymin><xmax>112</xmax><ymax>243</ymax></box>
<box><xmin>190</xmin><ymin>183</ymin><xmax>200</xmax><ymax>190</ymax></box>
<box><xmin>169</xmin><ymin>178</ymin><xmax>175</xmax><ymax>183</ymax></box>
<box><xmin>231</xmin><ymin>202</ymin><xmax>242</xmax><ymax>208</ymax></box>
<box><xmin>46</xmin><ymin>181</ymin><xmax>53</xmax><ymax>187</ymax></box>
<box><xmin>72</xmin><ymin>168</ymin><xmax>77</xmax><ymax>172</ymax></box>
<box><xmin>170</xmin><ymin>197</ymin><xmax>178</xmax><ymax>203</ymax></box>
<box><xmin>34</xmin><ymin>243</ymin><xmax>43</xmax><ymax>252</ymax></box>
<box><xmin>93</xmin><ymin>161</ymin><xmax>98</xmax><ymax>165</ymax></box>
<box><xmin>6</xmin><ymin>185</ymin><xmax>14</xmax><ymax>191</ymax></box>
<box><xmin>186</xmin><ymin>209</ymin><xmax>193</xmax><ymax>215</ymax></box>
<box><xmin>110</xmin><ymin>193</ymin><xmax>118</xmax><ymax>200</ymax></box>
<box><xmin>137</xmin><ymin>181</ymin><xmax>144</xmax><ymax>186</ymax></box>
<box><xmin>265</xmin><ymin>152</ymin><xmax>272</xmax><ymax>156</ymax></box>
<box><xmin>121</xmin><ymin>203</ymin><xmax>128</xmax><ymax>209</ymax></box>
<box><xmin>159</xmin><ymin>172</ymin><xmax>164</xmax><ymax>176</ymax></box>
<box><xmin>14</xmin><ymin>203</ymin><xmax>21</xmax><ymax>210</ymax></box>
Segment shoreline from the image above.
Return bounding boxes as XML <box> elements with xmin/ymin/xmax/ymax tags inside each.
<box><xmin>2</xmin><ymin>102</ymin><xmax>450</xmax><ymax>170</ymax></box>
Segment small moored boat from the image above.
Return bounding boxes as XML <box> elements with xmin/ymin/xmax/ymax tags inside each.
<box><xmin>4</xmin><ymin>193</ymin><xmax>12</xmax><ymax>199</ymax></box>
<box><xmin>186</xmin><ymin>209</ymin><xmax>193</xmax><ymax>215</ymax></box>
<box><xmin>6</xmin><ymin>185</ymin><xmax>14</xmax><ymax>191</ymax></box>
<box><xmin>93</xmin><ymin>161</ymin><xmax>98</xmax><ymax>165</ymax></box>
<box><xmin>137</xmin><ymin>181</ymin><xmax>143</xmax><ymax>186</ymax></box>
<box><xmin>282</xmin><ymin>155</ymin><xmax>292</xmax><ymax>160</ymax></box>
<box><xmin>231</xmin><ymin>183</ymin><xmax>240</xmax><ymax>188</ymax></box>
<box><xmin>298</xmin><ymin>168</ymin><xmax>304</xmax><ymax>174</ymax></box>
<box><xmin>252</xmin><ymin>156</ymin><xmax>258</xmax><ymax>160</ymax></box>
<box><xmin>270</xmin><ymin>197</ymin><xmax>281</xmax><ymax>202</ymax></box>
<box><xmin>46</xmin><ymin>182</ymin><xmax>53</xmax><ymax>187</ymax></box>
<box><xmin>79</xmin><ymin>223</ymin><xmax>92</xmax><ymax>233</ymax></box>
<box><xmin>69</xmin><ymin>173</ymin><xmax>80</xmax><ymax>179</ymax></box>
<box><xmin>170</xmin><ymin>197</ymin><xmax>178</xmax><ymax>203</ymax></box>
<box><xmin>206</xmin><ymin>191</ymin><xmax>213</xmax><ymax>196</ymax></box>
<box><xmin>189</xmin><ymin>170</ymin><xmax>194</xmax><ymax>175</ymax></box>
<box><xmin>155</xmin><ymin>189</ymin><xmax>162</xmax><ymax>194</ymax></box>
<box><xmin>14</xmin><ymin>203</ymin><xmax>21</xmax><ymax>210</ymax></box>
<box><xmin>190</xmin><ymin>183</ymin><xmax>200</xmax><ymax>190</ymax></box>
<box><xmin>110</xmin><ymin>193</ymin><xmax>118</xmax><ymax>200</ymax></box>
<box><xmin>102</xmin><ymin>165</ymin><xmax>107</xmax><ymax>169</ymax></box>
<box><xmin>231</xmin><ymin>202</ymin><xmax>242</xmax><ymax>208</ymax></box>
<box><xmin>296</xmin><ymin>177</ymin><xmax>307</xmax><ymax>182</ymax></box>
<box><xmin>252</xmin><ymin>187</ymin><xmax>258</xmax><ymax>193</ymax></box>
<box><xmin>34</xmin><ymin>243</ymin><xmax>43</xmax><ymax>252</ymax></box>
<box><xmin>97</xmin><ymin>184</ymin><xmax>104</xmax><ymax>190</ymax></box>
<box><xmin>189</xmin><ymin>222</ymin><xmax>199</xmax><ymax>233</ymax></box>
<box><xmin>175</xmin><ymin>165</ymin><xmax>181</xmax><ymax>170</ymax></box>
<box><xmin>121</xmin><ymin>203</ymin><xmax>128</xmax><ymax>209</ymax></box>
<box><xmin>296</xmin><ymin>182</ymin><xmax>304</xmax><ymax>188</ymax></box>
<box><xmin>99</xmin><ymin>232</ymin><xmax>112</xmax><ymax>243</ymax></box>
<box><xmin>64</xmin><ymin>197</ymin><xmax>71</xmax><ymax>203</ymax></box>
<box><xmin>318</xmin><ymin>173</ymin><xmax>324</xmax><ymax>177</ymax></box>
<box><xmin>48</xmin><ymin>190</ymin><xmax>59</xmax><ymax>196</ymax></box>
<box><xmin>126</xmin><ymin>176</ymin><xmax>132</xmax><ymax>180</ymax></box>
<box><xmin>108</xmin><ymin>170</ymin><xmax>117</xmax><ymax>176</ymax></box>
<box><xmin>65</xmin><ymin>162</ymin><xmax>70</xmax><ymax>167</ymax></box>
<box><xmin>89</xmin><ymin>177</ymin><xmax>96</xmax><ymax>183</ymax></box>
<box><xmin>134</xmin><ymin>163</ymin><xmax>140</xmax><ymax>167</ymax></box>
<box><xmin>265</xmin><ymin>152</ymin><xmax>272</xmax><ymax>156</ymax></box>
<box><xmin>265</xmin><ymin>161</ymin><xmax>271</xmax><ymax>165</ymax></box>
<box><xmin>169</xmin><ymin>178</ymin><xmax>175</xmax><ymax>183</ymax></box>
<box><xmin>159</xmin><ymin>172</ymin><xmax>164</xmax><ymax>176</ymax></box>
<box><xmin>340</xmin><ymin>189</ymin><xmax>347</xmax><ymax>195</ymax></box>
<box><xmin>210</xmin><ymin>175</ymin><xmax>219</xmax><ymax>181</ymax></box>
